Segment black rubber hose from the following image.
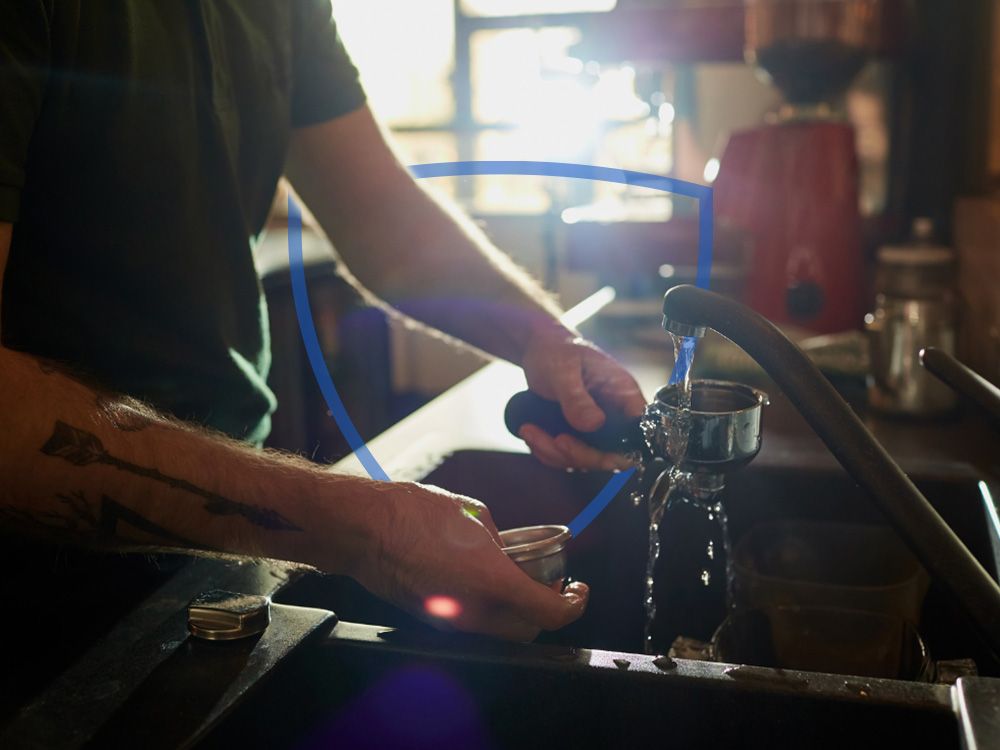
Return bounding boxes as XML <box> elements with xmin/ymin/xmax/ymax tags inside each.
<box><xmin>662</xmin><ymin>284</ymin><xmax>1000</xmax><ymax>655</ymax></box>
<box><xmin>921</xmin><ymin>347</ymin><xmax>1000</xmax><ymax>428</ymax></box>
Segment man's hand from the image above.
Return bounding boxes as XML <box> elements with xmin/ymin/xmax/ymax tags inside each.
<box><xmin>519</xmin><ymin>322</ymin><xmax>646</xmax><ymax>471</ymax></box>
<box><xmin>335</xmin><ymin>482</ymin><xmax>589</xmax><ymax>641</ymax></box>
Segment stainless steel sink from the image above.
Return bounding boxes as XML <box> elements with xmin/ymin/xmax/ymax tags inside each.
<box><xmin>275</xmin><ymin>450</ymin><xmax>999</xmax><ymax>663</ymax></box>
<box><xmin>198</xmin><ymin>449</ymin><xmax>1000</xmax><ymax>749</ymax></box>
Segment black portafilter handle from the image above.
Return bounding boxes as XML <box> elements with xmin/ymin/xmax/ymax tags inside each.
<box><xmin>503</xmin><ymin>390</ymin><xmax>644</xmax><ymax>454</ymax></box>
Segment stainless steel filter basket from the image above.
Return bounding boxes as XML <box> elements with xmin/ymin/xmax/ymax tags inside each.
<box><xmin>644</xmin><ymin>380</ymin><xmax>769</xmax><ymax>473</ymax></box>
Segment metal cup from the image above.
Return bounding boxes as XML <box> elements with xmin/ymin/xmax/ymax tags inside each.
<box><xmin>500</xmin><ymin>525</ymin><xmax>571</xmax><ymax>587</ymax></box>
<box><xmin>644</xmin><ymin>380</ymin><xmax>769</xmax><ymax>473</ymax></box>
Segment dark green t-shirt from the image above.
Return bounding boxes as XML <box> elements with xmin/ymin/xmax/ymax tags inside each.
<box><xmin>0</xmin><ymin>1</ymin><xmax>366</xmax><ymax>443</ymax></box>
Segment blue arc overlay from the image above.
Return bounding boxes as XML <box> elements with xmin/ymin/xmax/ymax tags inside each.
<box><xmin>287</xmin><ymin>160</ymin><xmax>713</xmax><ymax>536</ymax></box>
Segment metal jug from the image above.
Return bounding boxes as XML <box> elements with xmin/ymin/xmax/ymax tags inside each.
<box><xmin>866</xmin><ymin>219</ymin><xmax>958</xmax><ymax>416</ymax></box>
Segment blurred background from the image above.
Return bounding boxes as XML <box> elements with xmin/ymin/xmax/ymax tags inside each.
<box><xmin>256</xmin><ymin>0</ymin><xmax>1000</xmax><ymax>461</ymax></box>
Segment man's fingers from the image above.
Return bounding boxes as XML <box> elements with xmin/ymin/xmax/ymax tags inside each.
<box><xmin>519</xmin><ymin>424</ymin><xmax>573</xmax><ymax>468</ymax></box>
<box><xmin>563</xmin><ymin>580</ymin><xmax>590</xmax><ymax>599</ymax></box>
<box><xmin>552</xmin><ymin>363</ymin><xmax>605</xmax><ymax>432</ymax></box>
<box><xmin>429</xmin><ymin>604</ymin><xmax>540</xmax><ymax>642</ymax></box>
<box><xmin>588</xmin><ymin>357</ymin><xmax>646</xmax><ymax>419</ymax></box>
<box><xmin>521</xmin><ymin>424</ymin><xmax>633</xmax><ymax>471</ymax></box>
<box><xmin>485</xmin><ymin>620</ymin><xmax>542</xmax><ymax>642</ymax></box>
<box><xmin>554</xmin><ymin>434</ymin><xmax>634</xmax><ymax>471</ymax></box>
<box><xmin>612</xmin><ymin>375</ymin><xmax>647</xmax><ymax>418</ymax></box>
<box><xmin>461</xmin><ymin>613</ymin><xmax>541</xmax><ymax>642</ymax></box>
<box><xmin>508</xmin><ymin>578</ymin><xmax>590</xmax><ymax>632</ymax></box>
<box><xmin>447</xmin><ymin>571</ymin><xmax>589</xmax><ymax>641</ymax></box>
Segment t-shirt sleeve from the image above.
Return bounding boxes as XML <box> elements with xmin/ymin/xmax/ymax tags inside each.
<box><xmin>0</xmin><ymin>2</ymin><xmax>50</xmax><ymax>222</ymax></box>
<box><xmin>290</xmin><ymin>0</ymin><xmax>367</xmax><ymax>127</ymax></box>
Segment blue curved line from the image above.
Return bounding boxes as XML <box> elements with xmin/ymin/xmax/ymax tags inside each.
<box><xmin>288</xmin><ymin>160</ymin><xmax>713</xmax><ymax>537</ymax></box>
<box><xmin>287</xmin><ymin>194</ymin><xmax>390</xmax><ymax>481</ymax></box>
<box><xmin>409</xmin><ymin>161</ymin><xmax>712</xmax><ymax>202</ymax></box>
<box><xmin>567</xmin><ymin>466</ymin><xmax>637</xmax><ymax>538</ymax></box>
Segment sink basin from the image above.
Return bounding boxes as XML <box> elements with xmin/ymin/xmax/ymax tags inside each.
<box><xmin>275</xmin><ymin>450</ymin><xmax>999</xmax><ymax>666</ymax></box>
<box><xmin>198</xmin><ymin>449</ymin><xmax>1000</xmax><ymax>749</ymax></box>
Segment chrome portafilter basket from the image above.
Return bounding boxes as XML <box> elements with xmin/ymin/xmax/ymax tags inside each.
<box><xmin>634</xmin><ymin>379</ymin><xmax>769</xmax><ymax>509</ymax></box>
<box><xmin>504</xmin><ymin>379</ymin><xmax>769</xmax><ymax>480</ymax></box>
<box><xmin>642</xmin><ymin>380</ymin><xmax>769</xmax><ymax>476</ymax></box>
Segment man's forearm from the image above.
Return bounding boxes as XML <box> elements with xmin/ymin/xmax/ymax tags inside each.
<box><xmin>334</xmin><ymin>180</ymin><xmax>572</xmax><ymax>363</ymax></box>
<box><xmin>0</xmin><ymin>346</ymin><xmax>374</xmax><ymax>572</ymax></box>
<box><xmin>286</xmin><ymin>110</ymin><xmax>574</xmax><ymax>365</ymax></box>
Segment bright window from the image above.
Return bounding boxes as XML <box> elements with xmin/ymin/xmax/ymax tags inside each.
<box><xmin>461</xmin><ymin>0</ymin><xmax>617</xmax><ymax>17</ymax></box>
<box><xmin>330</xmin><ymin>0</ymin><xmax>454</xmax><ymax>127</ymax></box>
<box><xmin>330</xmin><ymin>0</ymin><xmax>670</xmax><ymax>216</ymax></box>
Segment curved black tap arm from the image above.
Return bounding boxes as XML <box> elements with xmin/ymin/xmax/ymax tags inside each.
<box><xmin>662</xmin><ymin>285</ymin><xmax>1000</xmax><ymax>656</ymax></box>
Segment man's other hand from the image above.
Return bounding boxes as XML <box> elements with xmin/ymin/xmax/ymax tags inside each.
<box><xmin>345</xmin><ymin>482</ymin><xmax>589</xmax><ymax>641</ymax></box>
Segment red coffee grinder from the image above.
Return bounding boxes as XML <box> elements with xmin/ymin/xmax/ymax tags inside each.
<box><xmin>714</xmin><ymin>0</ymin><xmax>882</xmax><ymax>333</ymax></box>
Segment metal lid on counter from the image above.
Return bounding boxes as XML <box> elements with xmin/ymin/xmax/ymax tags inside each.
<box><xmin>188</xmin><ymin>589</ymin><xmax>271</xmax><ymax>641</ymax></box>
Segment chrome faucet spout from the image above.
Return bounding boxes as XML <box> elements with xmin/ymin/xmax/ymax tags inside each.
<box><xmin>662</xmin><ymin>284</ymin><xmax>1000</xmax><ymax>657</ymax></box>
<box><xmin>662</xmin><ymin>316</ymin><xmax>706</xmax><ymax>339</ymax></box>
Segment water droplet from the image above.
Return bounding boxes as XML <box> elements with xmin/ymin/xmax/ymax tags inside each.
<box><xmin>844</xmin><ymin>681</ymin><xmax>872</xmax><ymax>698</ymax></box>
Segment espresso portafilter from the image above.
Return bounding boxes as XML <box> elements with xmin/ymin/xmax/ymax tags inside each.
<box><xmin>504</xmin><ymin>376</ymin><xmax>767</xmax><ymax>494</ymax></box>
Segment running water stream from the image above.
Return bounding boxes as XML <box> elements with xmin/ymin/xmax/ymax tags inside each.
<box><xmin>639</xmin><ymin>333</ymin><xmax>695</xmax><ymax>653</ymax></box>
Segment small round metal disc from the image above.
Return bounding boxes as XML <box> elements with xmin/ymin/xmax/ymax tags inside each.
<box><xmin>187</xmin><ymin>590</ymin><xmax>271</xmax><ymax>641</ymax></box>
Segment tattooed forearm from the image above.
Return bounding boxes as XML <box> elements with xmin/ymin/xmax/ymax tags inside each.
<box><xmin>95</xmin><ymin>494</ymin><xmax>208</xmax><ymax>548</ymax></box>
<box><xmin>39</xmin><ymin>421</ymin><xmax>302</xmax><ymax>532</ymax></box>
<box><xmin>0</xmin><ymin>492</ymin><xmax>211</xmax><ymax>551</ymax></box>
<box><xmin>56</xmin><ymin>490</ymin><xmax>98</xmax><ymax>529</ymax></box>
